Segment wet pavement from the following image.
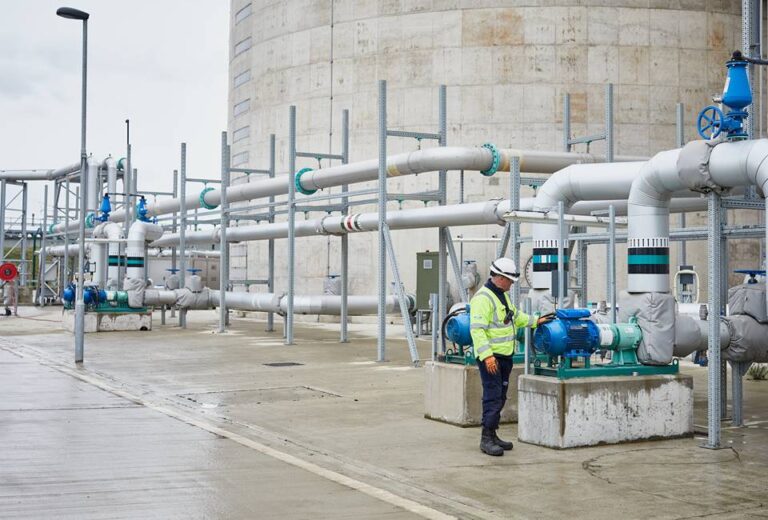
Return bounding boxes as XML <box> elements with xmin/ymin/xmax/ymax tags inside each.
<box><xmin>1</xmin><ymin>307</ymin><xmax>767</xmax><ymax>519</ymax></box>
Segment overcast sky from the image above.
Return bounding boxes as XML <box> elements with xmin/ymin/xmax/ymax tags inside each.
<box><xmin>0</xmin><ymin>0</ymin><xmax>229</xmax><ymax>224</ymax></box>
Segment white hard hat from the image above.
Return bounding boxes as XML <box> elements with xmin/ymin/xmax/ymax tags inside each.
<box><xmin>490</xmin><ymin>257</ymin><xmax>520</xmax><ymax>281</ymax></box>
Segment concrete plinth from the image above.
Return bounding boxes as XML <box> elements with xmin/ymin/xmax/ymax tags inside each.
<box><xmin>518</xmin><ymin>374</ymin><xmax>694</xmax><ymax>449</ymax></box>
<box><xmin>62</xmin><ymin>310</ymin><xmax>152</xmax><ymax>333</ymax></box>
<box><xmin>424</xmin><ymin>361</ymin><xmax>519</xmax><ymax>426</ymax></box>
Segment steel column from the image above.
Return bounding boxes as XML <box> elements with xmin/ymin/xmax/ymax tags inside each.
<box><xmin>383</xmin><ymin>226</ymin><xmax>419</xmax><ymax>364</ymax></box>
<box><xmin>286</xmin><ymin>105</ymin><xmax>297</xmax><ymax>345</ymax></box>
<box><xmin>377</xmin><ymin>80</ymin><xmax>387</xmax><ymax>362</ymax></box>
<box><xmin>438</xmin><ymin>84</ymin><xmax>448</xmax><ymax>332</ymax></box>
<box><xmin>218</xmin><ymin>131</ymin><xmax>229</xmax><ymax>333</ymax></box>
<box><xmin>557</xmin><ymin>201</ymin><xmax>566</xmax><ymax>309</ymax></box>
<box><xmin>38</xmin><ymin>185</ymin><xmax>48</xmax><ymax>304</ymax></box>
<box><xmin>605</xmin><ymin>83</ymin><xmax>614</xmax><ymax>163</ymax></box>
<box><xmin>20</xmin><ymin>183</ymin><xmax>28</xmax><ymax>286</ymax></box>
<box><xmin>676</xmin><ymin>103</ymin><xmax>687</xmax><ymax>267</ymax></box>
<box><xmin>510</xmin><ymin>156</ymin><xmax>521</xmax><ymax>307</ymax></box>
<box><xmin>0</xmin><ymin>180</ymin><xmax>5</xmax><ymax>261</ymax></box>
<box><xmin>340</xmin><ymin>109</ymin><xmax>350</xmax><ymax>343</ymax></box>
<box><xmin>705</xmin><ymin>191</ymin><xmax>722</xmax><ymax>449</ymax></box>
<box><xmin>170</xmin><ymin>169</ymin><xmax>178</xmax><ymax>318</ymax></box>
<box><xmin>430</xmin><ymin>292</ymin><xmax>438</xmax><ymax>361</ymax></box>
<box><xmin>608</xmin><ymin>204</ymin><xmax>616</xmax><ymax>323</ymax></box>
<box><xmin>267</xmin><ymin>134</ymin><xmax>276</xmax><ymax>332</ymax></box>
<box><xmin>179</xmin><ymin>143</ymin><xmax>187</xmax><ymax>329</ymax></box>
<box><xmin>563</xmin><ymin>93</ymin><xmax>571</xmax><ymax>152</ymax></box>
<box><xmin>443</xmin><ymin>228</ymin><xmax>468</xmax><ymax>303</ymax></box>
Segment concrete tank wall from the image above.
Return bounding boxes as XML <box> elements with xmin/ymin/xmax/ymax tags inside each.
<box><xmin>227</xmin><ymin>1</ymin><xmax>744</xmax><ymax>311</ymax></box>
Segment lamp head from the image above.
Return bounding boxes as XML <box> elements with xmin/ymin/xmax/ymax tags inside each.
<box><xmin>56</xmin><ymin>7</ymin><xmax>89</xmax><ymax>20</ymax></box>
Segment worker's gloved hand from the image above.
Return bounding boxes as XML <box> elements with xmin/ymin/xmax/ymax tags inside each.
<box><xmin>484</xmin><ymin>356</ymin><xmax>499</xmax><ymax>375</ymax></box>
<box><xmin>537</xmin><ymin>313</ymin><xmax>555</xmax><ymax>326</ymax></box>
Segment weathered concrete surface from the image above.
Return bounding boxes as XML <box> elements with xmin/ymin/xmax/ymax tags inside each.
<box><xmin>424</xmin><ymin>361</ymin><xmax>518</xmax><ymax>426</ymax></box>
<box><xmin>0</xmin><ymin>348</ymin><xmax>420</xmax><ymax>519</ymax></box>
<box><xmin>2</xmin><ymin>307</ymin><xmax>768</xmax><ymax>519</ymax></box>
<box><xmin>518</xmin><ymin>374</ymin><xmax>694</xmax><ymax>449</ymax></box>
<box><xmin>61</xmin><ymin>309</ymin><xmax>152</xmax><ymax>333</ymax></box>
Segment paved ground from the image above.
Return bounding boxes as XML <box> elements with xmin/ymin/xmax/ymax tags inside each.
<box><xmin>1</xmin><ymin>307</ymin><xmax>767</xmax><ymax>519</ymax></box>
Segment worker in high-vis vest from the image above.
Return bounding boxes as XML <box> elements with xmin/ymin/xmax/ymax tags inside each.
<box><xmin>470</xmin><ymin>257</ymin><xmax>554</xmax><ymax>456</ymax></box>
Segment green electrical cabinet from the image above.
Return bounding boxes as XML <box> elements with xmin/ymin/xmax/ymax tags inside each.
<box><xmin>416</xmin><ymin>251</ymin><xmax>440</xmax><ymax>311</ymax></box>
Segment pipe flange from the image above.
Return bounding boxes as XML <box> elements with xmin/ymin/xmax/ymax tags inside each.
<box><xmin>480</xmin><ymin>143</ymin><xmax>500</xmax><ymax>177</ymax></box>
<box><xmin>47</xmin><ymin>223</ymin><xmax>56</xmax><ymax>234</ymax></box>
<box><xmin>85</xmin><ymin>212</ymin><xmax>96</xmax><ymax>229</ymax></box>
<box><xmin>199</xmin><ymin>187</ymin><xmax>218</xmax><ymax>210</ymax></box>
<box><xmin>295</xmin><ymin>168</ymin><xmax>317</xmax><ymax>195</ymax></box>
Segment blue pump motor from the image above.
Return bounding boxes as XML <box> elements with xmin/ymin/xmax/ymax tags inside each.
<box><xmin>533</xmin><ymin>308</ymin><xmax>600</xmax><ymax>358</ymax></box>
<box><xmin>445</xmin><ymin>305</ymin><xmax>473</xmax><ymax>347</ymax></box>
<box><xmin>62</xmin><ymin>284</ymin><xmax>76</xmax><ymax>305</ymax></box>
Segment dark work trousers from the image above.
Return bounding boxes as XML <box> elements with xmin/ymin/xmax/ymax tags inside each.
<box><xmin>476</xmin><ymin>354</ymin><xmax>514</xmax><ymax>429</ymax></box>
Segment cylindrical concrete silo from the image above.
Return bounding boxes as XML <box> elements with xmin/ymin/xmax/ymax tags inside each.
<box><xmin>228</xmin><ymin>1</ymin><xmax>744</xmax><ymax>310</ymax></box>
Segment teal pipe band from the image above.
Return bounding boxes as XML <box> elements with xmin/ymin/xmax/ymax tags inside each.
<box><xmin>295</xmin><ymin>167</ymin><xmax>317</xmax><ymax>195</ymax></box>
<box><xmin>480</xmin><ymin>143</ymin><xmax>500</xmax><ymax>177</ymax></box>
<box><xmin>47</xmin><ymin>223</ymin><xmax>55</xmax><ymax>234</ymax></box>
<box><xmin>85</xmin><ymin>212</ymin><xmax>95</xmax><ymax>229</ymax></box>
<box><xmin>117</xmin><ymin>157</ymin><xmax>126</xmax><ymax>171</ymax></box>
<box><xmin>199</xmin><ymin>187</ymin><xmax>218</xmax><ymax>210</ymax></box>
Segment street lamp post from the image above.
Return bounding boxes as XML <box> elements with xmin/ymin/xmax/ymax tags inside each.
<box><xmin>57</xmin><ymin>6</ymin><xmax>89</xmax><ymax>363</ymax></box>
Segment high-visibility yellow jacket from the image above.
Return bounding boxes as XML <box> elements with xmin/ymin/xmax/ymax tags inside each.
<box><xmin>469</xmin><ymin>285</ymin><xmax>539</xmax><ymax>361</ymax></box>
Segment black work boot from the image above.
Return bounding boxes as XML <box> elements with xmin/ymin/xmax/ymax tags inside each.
<box><xmin>492</xmin><ymin>429</ymin><xmax>513</xmax><ymax>451</ymax></box>
<box><xmin>480</xmin><ymin>427</ymin><xmax>504</xmax><ymax>456</ymax></box>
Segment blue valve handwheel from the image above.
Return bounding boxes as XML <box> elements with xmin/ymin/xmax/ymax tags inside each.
<box><xmin>697</xmin><ymin>105</ymin><xmax>724</xmax><ymax>140</ymax></box>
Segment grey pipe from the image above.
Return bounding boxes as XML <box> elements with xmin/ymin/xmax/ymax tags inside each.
<box><xmin>151</xmin><ymin>194</ymin><xmax>710</xmax><ymax>248</ymax></box>
<box><xmin>0</xmin><ymin>162</ymin><xmax>80</xmax><ymax>181</ymax></box>
<box><xmin>52</xmin><ymin>147</ymin><xmax>643</xmax><ymax>227</ymax></box>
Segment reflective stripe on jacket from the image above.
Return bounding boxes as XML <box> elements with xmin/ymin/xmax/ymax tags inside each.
<box><xmin>469</xmin><ymin>285</ymin><xmax>538</xmax><ymax>361</ymax></box>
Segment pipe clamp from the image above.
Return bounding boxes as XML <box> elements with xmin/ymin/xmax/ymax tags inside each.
<box><xmin>295</xmin><ymin>168</ymin><xmax>317</xmax><ymax>195</ymax></box>
<box><xmin>199</xmin><ymin>187</ymin><xmax>218</xmax><ymax>210</ymax></box>
<box><xmin>480</xmin><ymin>143</ymin><xmax>500</xmax><ymax>176</ymax></box>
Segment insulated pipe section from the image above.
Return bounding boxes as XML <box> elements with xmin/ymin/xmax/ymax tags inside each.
<box><xmin>102</xmin><ymin>156</ymin><xmax>117</xmax><ymax>198</ymax></box>
<box><xmin>87</xmin><ymin>155</ymin><xmax>100</xmax><ymax>213</ymax></box>
<box><xmin>204</xmin><ymin>290</ymin><xmax>410</xmax><ymax>315</ymax></box>
<box><xmin>626</xmin><ymin>148</ymin><xmax>684</xmax><ymax>292</ymax></box>
<box><xmin>673</xmin><ymin>313</ymin><xmax>731</xmax><ymax>357</ymax></box>
<box><xmin>151</xmin><ymin>194</ymin><xmax>711</xmax><ymax>248</ymax></box>
<box><xmin>101</xmin><ymin>147</ymin><xmax>644</xmax><ymax>223</ymax></box>
<box><xmin>0</xmin><ymin>162</ymin><xmax>80</xmax><ymax>181</ymax></box>
<box><xmin>530</xmin><ymin>162</ymin><xmax>645</xmax><ymax>289</ymax></box>
<box><xmin>125</xmin><ymin>222</ymin><xmax>163</xmax><ymax>279</ymax></box>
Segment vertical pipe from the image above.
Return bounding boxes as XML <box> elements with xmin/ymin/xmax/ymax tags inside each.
<box><xmin>39</xmin><ymin>185</ymin><xmax>48</xmax><ymax>304</ymax></box>
<box><xmin>179</xmin><ymin>143</ymin><xmax>187</xmax><ymax>329</ymax></box>
<box><xmin>122</xmin><ymin>145</ymin><xmax>131</xmax><ymax>288</ymax></box>
<box><xmin>286</xmin><ymin>105</ymin><xmax>296</xmax><ymax>345</ymax></box>
<box><xmin>438</xmin><ymin>85</ymin><xmax>448</xmax><ymax>331</ymax></box>
<box><xmin>20</xmin><ymin>183</ymin><xmax>28</xmax><ymax>286</ymax></box>
<box><xmin>605</xmin><ymin>83</ymin><xmax>614</xmax><ymax>163</ymax></box>
<box><xmin>170</xmin><ymin>169</ymin><xmax>178</xmax><ymax>318</ymax></box>
<box><xmin>676</xmin><ymin>103</ymin><xmax>687</xmax><ymax>267</ymax></box>
<box><xmin>720</xmin><ymin>206</ymin><xmax>728</xmax><ymax>418</ymax></box>
<box><xmin>706</xmin><ymin>191</ymin><xmax>722</xmax><ymax>449</ymax></box>
<box><xmin>340</xmin><ymin>109</ymin><xmax>350</xmax><ymax>343</ymax></box>
<box><xmin>609</xmin><ymin>204</ymin><xmax>616</xmax><ymax>324</ymax></box>
<box><xmin>510</xmin><ymin>156</ymin><xmax>521</xmax><ymax>307</ymax></box>
<box><xmin>557</xmin><ymin>201</ymin><xmax>565</xmax><ymax>309</ymax></box>
<box><xmin>744</xmin><ymin>0</ymin><xmax>755</xmax><ymax>139</ymax></box>
<box><xmin>64</xmin><ymin>179</ymin><xmax>70</xmax><ymax>282</ymax></box>
<box><xmin>377</xmin><ymin>80</ymin><xmax>387</xmax><ymax>362</ymax></box>
<box><xmin>563</xmin><ymin>93</ymin><xmax>571</xmax><ymax>152</ymax></box>
<box><xmin>267</xmin><ymin>134</ymin><xmax>276</xmax><ymax>332</ymax></box>
<box><xmin>218</xmin><ymin>131</ymin><xmax>229</xmax><ymax>333</ymax></box>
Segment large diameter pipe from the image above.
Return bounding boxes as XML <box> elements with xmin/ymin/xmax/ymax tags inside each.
<box><xmin>206</xmin><ymin>290</ymin><xmax>409</xmax><ymax>315</ymax></box>
<box><xmin>530</xmin><ymin>161</ymin><xmax>646</xmax><ymax>289</ymax></box>
<box><xmin>86</xmin><ymin>155</ymin><xmax>100</xmax><ymax>213</ymax></box>
<box><xmin>151</xmin><ymin>193</ymin><xmax>710</xmax><ymax>248</ymax></box>
<box><xmin>102</xmin><ymin>156</ymin><xmax>117</xmax><ymax>197</ymax></box>
<box><xmin>101</xmin><ymin>147</ymin><xmax>644</xmax><ymax>223</ymax></box>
